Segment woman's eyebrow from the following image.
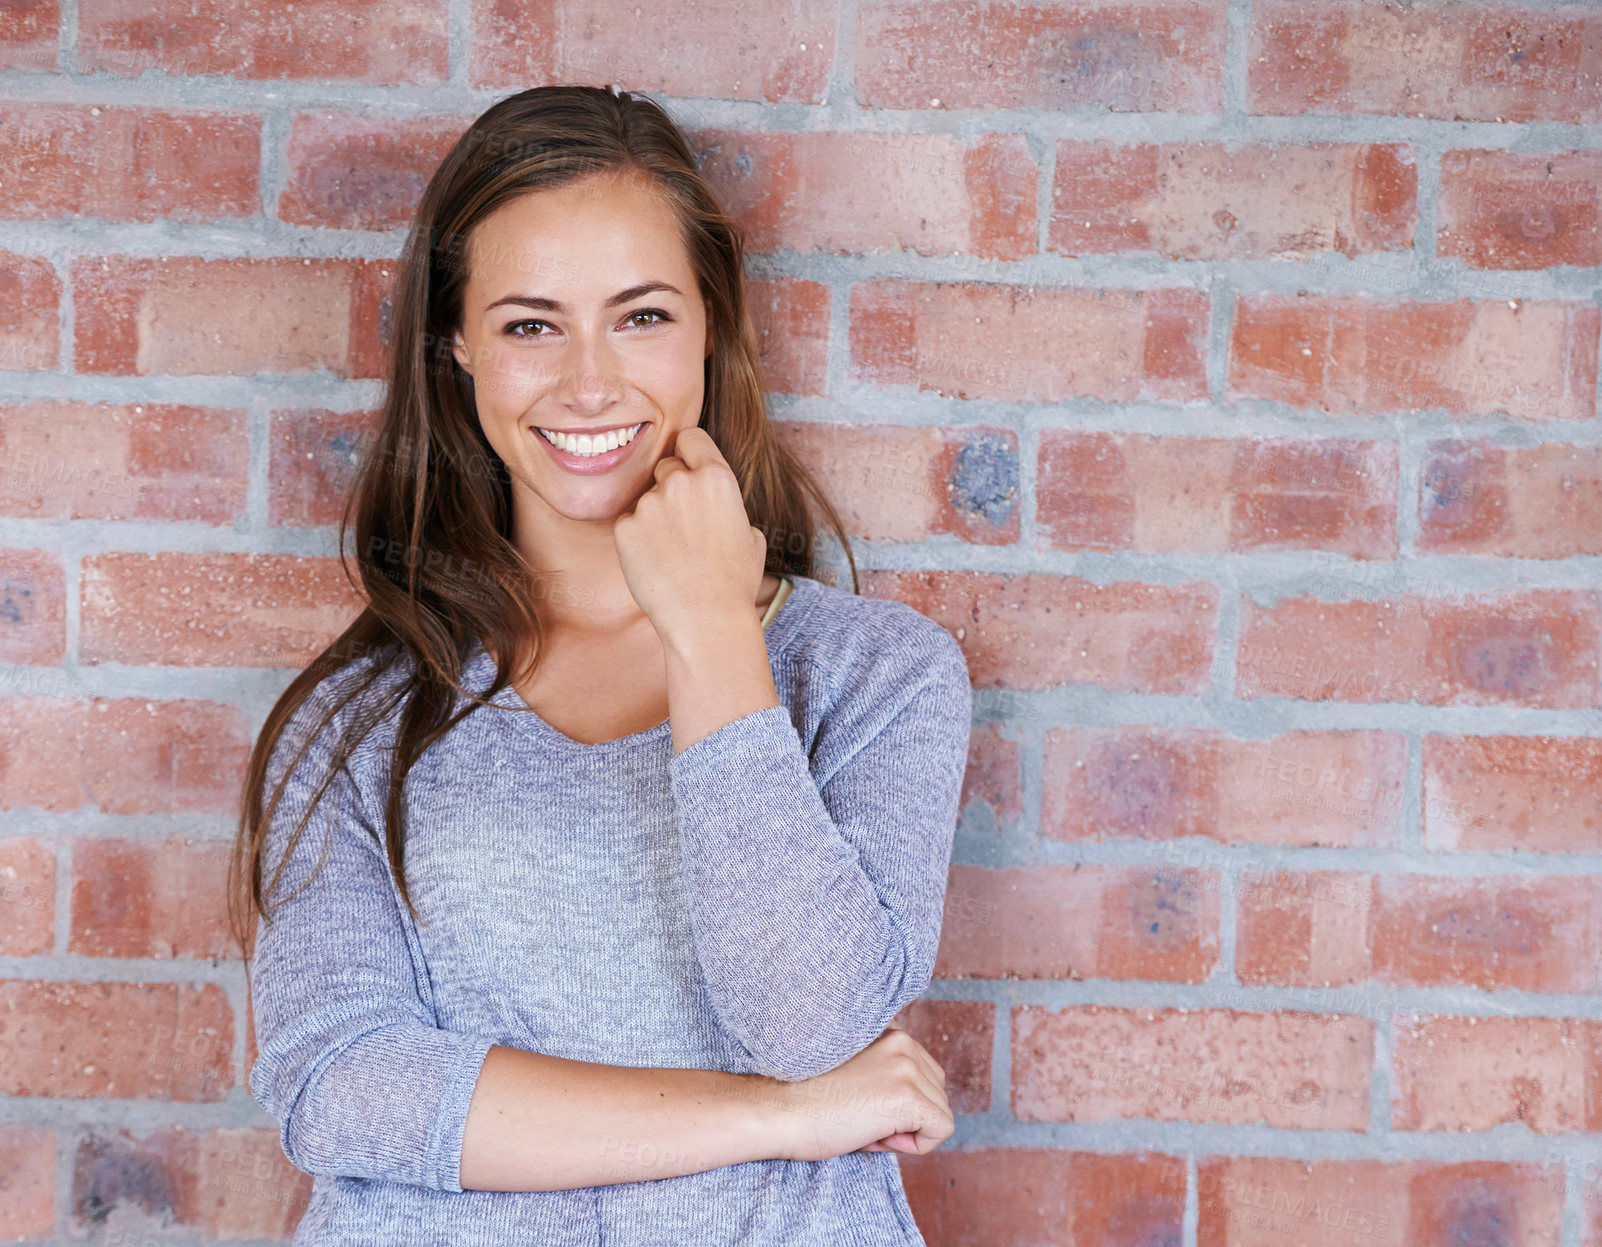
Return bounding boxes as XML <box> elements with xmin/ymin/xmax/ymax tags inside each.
<box><xmin>485</xmin><ymin>281</ymin><xmax>683</xmax><ymax>314</ymax></box>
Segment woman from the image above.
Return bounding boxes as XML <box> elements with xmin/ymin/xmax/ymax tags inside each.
<box><xmin>228</xmin><ymin>84</ymin><xmax>973</xmax><ymax>1245</ymax></box>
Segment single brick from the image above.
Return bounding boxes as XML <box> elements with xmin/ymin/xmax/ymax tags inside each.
<box><xmin>746</xmin><ymin>277</ymin><xmax>830</xmax><ymax>398</ymax></box>
<box><xmin>776</xmin><ymin>423</ymin><xmax>1018</xmax><ymax>546</ymax></box>
<box><xmin>0</xmin><ymin>836</ymin><xmax>55</xmax><ymax>956</ymax></box>
<box><xmin>469</xmin><ymin>0</ymin><xmax>833</xmax><ymax>100</ymax></box>
<box><xmin>1438</xmin><ymin>149</ymin><xmax>1601</xmax><ymax>270</ymax></box>
<box><xmin>0</xmin><ymin>402</ymin><xmax>248</xmax><ymax>523</ymax></box>
<box><xmin>901</xmin><ymin>1148</ymin><xmax>1186</xmax><ymax>1246</ymax></box>
<box><xmin>1051</xmin><ymin>140</ymin><xmax>1415</xmax><ymax>260</ymax></box>
<box><xmin>1036</xmin><ymin>431</ymin><xmax>1398</xmax><ymax>557</ymax></box>
<box><xmin>0</xmin><ymin>697</ymin><xmax>250</xmax><ymax>814</ymax></box>
<box><xmin>0</xmin><ymin>105</ymin><xmax>259</xmax><ymax>222</ymax></box>
<box><xmin>79</xmin><ymin>552</ymin><xmax>367</xmax><ymax>668</ymax></box>
<box><xmin>268</xmin><ymin>407</ymin><xmax>380</xmax><ymax>529</ymax></box>
<box><xmin>694</xmin><ymin>130</ymin><xmax>1036</xmax><ymax>260</ymax></box>
<box><xmin>1249</xmin><ymin>0</ymin><xmax>1602</xmax><ymax>124</ymax></box>
<box><xmin>866</xmin><ymin>569</ymin><xmax>1217</xmax><ymax>695</ymax></box>
<box><xmin>936</xmin><ymin>865</ymin><xmax>1219</xmax><ymax>983</ymax></box>
<box><xmin>0</xmin><ymin>979</ymin><xmax>232</xmax><ymax>1100</ymax></box>
<box><xmin>1236</xmin><ymin>589</ymin><xmax>1601</xmax><ymax>709</ymax></box>
<box><xmin>1392</xmin><ymin>1014</ymin><xmax>1602</xmax><ymax>1133</ymax></box>
<box><xmin>1197</xmin><ymin>1157</ymin><xmax>1563</xmax><ymax>1247</ymax></box>
<box><xmin>1238</xmin><ymin>872</ymin><xmax>1602</xmax><ymax>993</ymax></box>
<box><xmin>78</xmin><ymin>0</ymin><xmax>447</xmax><ymax>83</ymax></box>
<box><xmin>1407</xmin><ymin>1161</ymin><xmax>1564</xmax><ymax>1247</ymax></box>
<box><xmin>1418</xmin><ymin>439</ymin><xmax>1602</xmax><ymax>558</ymax></box>
<box><xmin>0</xmin><ymin>547</ymin><xmax>65</xmax><ymax>664</ymax></box>
<box><xmin>1228</xmin><ymin>293</ymin><xmax>1599</xmax><ymax>421</ymax></box>
<box><xmin>851</xmin><ymin>280</ymin><xmax>1209</xmax><ymax>404</ymax></box>
<box><xmin>1423</xmin><ymin>734</ymin><xmax>1602</xmax><ymax>852</ymax></box>
<box><xmin>0</xmin><ymin>251</ymin><xmax>60</xmax><ymax>371</ymax></box>
<box><xmin>69</xmin><ymin>1126</ymin><xmax>311</xmax><ymax>1238</ymax></box>
<box><xmin>0</xmin><ymin>0</ymin><xmax>56</xmax><ymax>69</ymax></box>
<box><xmin>0</xmin><ymin>1124</ymin><xmax>53</xmax><ymax>1238</ymax></box>
<box><xmin>959</xmin><ymin>723</ymin><xmax>1024</xmax><ymax>831</ymax></box>
<box><xmin>1235</xmin><ymin>870</ymin><xmax>1375</xmax><ymax>988</ymax></box>
<box><xmin>72</xmin><ymin>256</ymin><xmax>392</xmax><ymax>379</ymax></box>
<box><xmin>69</xmin><ymin>838</ymin><xmax>235</xmax><ymax>961</ymax></box>
<box><xmin>1044</xmin><ymin>726</ymin><xmax>1406</xmax><ymax>848</ymax></box>
<box><xmin>1198</xmin><ymin>1156</ymin><xmax>1408</xmax><ymax>1246</ymax></box>
<box><xmin>280</xmin><ymin>111</ymin><xmax>469</xmax><ymax>230</ymax></box>
<box><xmin>1371</xmin><ymin>874</ymin><xmax>1602</xmax><ymax>994</ymax></box>
<box><xmin>858</xmin><ymin>0</ymin><xmax>1224</xmax><ymax>112</ymax></box>
<box><xmin>1012</xmin><ymin>1005</ymin><xmax>1373</xmax><ymax>1131</ymax></box>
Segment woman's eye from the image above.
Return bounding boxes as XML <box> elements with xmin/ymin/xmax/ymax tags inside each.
<box><xmin>502</xmin><ymin>309</ymin><xmax>672</xmax><ymax>338</ymax></box>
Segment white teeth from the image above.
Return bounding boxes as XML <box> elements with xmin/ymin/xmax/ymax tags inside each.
<box><xmin>536</xmin><ymin>422</ymin><xmax>644</xmax><ymax>457</ymax></box>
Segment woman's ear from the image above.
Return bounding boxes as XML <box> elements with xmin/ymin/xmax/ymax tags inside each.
<box><xmin>452</xmin><ymin>329</ymin><xmax>473</xmax><ymax>375</ymax></box>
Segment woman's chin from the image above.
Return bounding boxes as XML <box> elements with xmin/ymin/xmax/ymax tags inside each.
<box><xmin>524</xmin><ymin>478</ymin><xmax>646</xmax><ymax>525</ymax></box>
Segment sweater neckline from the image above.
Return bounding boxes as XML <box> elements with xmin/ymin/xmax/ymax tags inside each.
<box><xmin>463</xmin><ymin>573</ymin><xmax>816</xmax><ymax>752</ymax></box>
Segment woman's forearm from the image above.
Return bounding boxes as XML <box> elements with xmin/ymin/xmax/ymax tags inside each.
<box><xmin>458</xmin><ymin>1044</ymin><xmax>794</xmax><ymax>1192</ymax></box>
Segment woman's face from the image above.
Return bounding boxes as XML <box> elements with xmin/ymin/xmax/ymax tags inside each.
<box><xmin>451</xmin><ymin>169</ymin><xmax>711</xmax><ymax>526</ymax></box>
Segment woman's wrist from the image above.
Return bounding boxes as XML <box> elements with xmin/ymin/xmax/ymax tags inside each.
<box><xmin>711</xmin><ymin>1071</ymin><xmax>811</xmax><ymax>1163</ymax></box>
<box><xmin>662</xmin><ymin>609</ymin><xmax>782</xmax><ymax>757</ymax></box>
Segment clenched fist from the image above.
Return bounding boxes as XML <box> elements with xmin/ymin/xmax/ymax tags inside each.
<box><xmin>613</xmin><ymin>426</ymin><xmax>768</xmax><ymax>647</ymax></box>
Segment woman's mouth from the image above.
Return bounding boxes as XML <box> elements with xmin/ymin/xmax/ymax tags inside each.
<box><xmin>531</xmin><ymin>421</ymin><xmax>647</xmax><ymax>474</ymax></box>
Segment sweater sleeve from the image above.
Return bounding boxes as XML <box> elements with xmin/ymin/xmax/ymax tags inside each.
<box><xmin>247</xmin><ymin>677</ymin><xmax>498</xmax><ymax>1192</ymax></box>
<box><xmin>666</xmin><ymin>615</ymin><xmax>972</xmax><ymax>1083</ymax></box>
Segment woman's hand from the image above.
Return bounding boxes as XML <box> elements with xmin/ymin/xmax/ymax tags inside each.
<box><xmin>614</xmin><ymin>426</ymin><xmax>767</xmax><ymax>647</ymax></box>
<box><xmin>768</xmin><ymin>1024</ymin><xmax>955</xmax><ymax>1162</ymax></box>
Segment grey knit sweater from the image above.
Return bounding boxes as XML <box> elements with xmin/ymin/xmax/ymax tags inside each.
<box><xmin>248</xmin><ymin>572</ymin><xmax>973</xmax><ymax>1245</ymax></box>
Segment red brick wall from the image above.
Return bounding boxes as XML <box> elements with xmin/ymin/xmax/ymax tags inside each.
<box><xmin>2</xmin><ymin>0</ymin><xmax>1599</xmax><ymax>1242</ymax></box>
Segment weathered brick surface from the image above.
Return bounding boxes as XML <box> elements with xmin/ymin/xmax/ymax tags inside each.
<box><xmin>6</xmin><ymin>2</ymin><xmax>1595</xmax><ymax>1236</ymax></box>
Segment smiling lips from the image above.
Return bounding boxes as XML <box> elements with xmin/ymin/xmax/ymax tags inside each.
<box><xmin>534</xmin><ymin>421</ymin><xmax>646</xmax><ymax>457</ymax></box>
<box><xmin>531</xmin><ymin>420</ymin><xmax>648</xmax><ymax>473</ymax></box>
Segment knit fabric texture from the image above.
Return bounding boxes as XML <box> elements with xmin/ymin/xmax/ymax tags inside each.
<box><xmin>248</xmin><ymin>571</ymin><xmax>973</xmax><ymax>1245</ymax></box>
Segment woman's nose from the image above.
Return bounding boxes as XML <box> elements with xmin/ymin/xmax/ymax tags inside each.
<box><xmin>557</xmin><ymin>335</ymin><xmax>624</xmax><ymax>410</ymax></box>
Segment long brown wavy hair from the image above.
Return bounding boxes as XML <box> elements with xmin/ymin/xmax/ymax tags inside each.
<box><xmin>227</xmin><ymin>84</ymin><xmax>858</xmax><ymax>963</ymax></box>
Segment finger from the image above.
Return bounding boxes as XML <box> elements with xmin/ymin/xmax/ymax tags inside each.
<box><xmin>883</xmin><ymin>1024</ymin><xmax>944</xmax><ymax>1089</ymax></box>
<box><xmin>915</xmin><ymin>1045</ymin><xmax>947</xmax><ymax>1090</ymax></box>
<box><xmin>652</xmin><ymin>455</ymin><xmax>687</xmax><ymax>485</ymax></box>
<box><xmin>906</xmin><ymin>1062</ymin><xmax>950</xmax><ymax>1126</ymax></box>
<box><xmin>907</xmin><ymin>1091</ymin><xmax>954</xmax><ymax>1151</ymax></box>
<box><xmin>885</xmin><ymin>1096</ymin><xmax>951</xmax><ymax>1156</ymax></box>
<box><xmin>872</xmin><ymin>1023</ymin><xmax>944</xmax><ymax>1103</ymax></box>
<box><xmin>670</xmin><ymin>424</ymin><xmax>727</xmax><ymax>470</ymax></box>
